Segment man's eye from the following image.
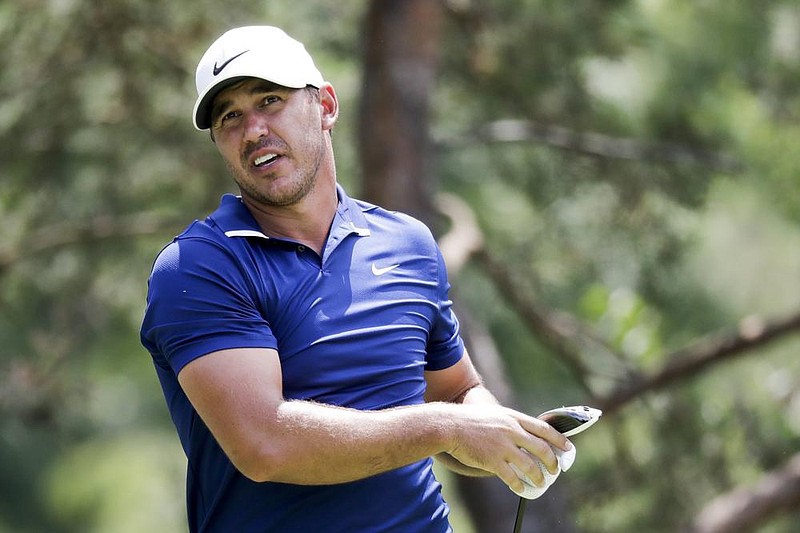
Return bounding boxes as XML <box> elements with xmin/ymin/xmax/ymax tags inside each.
<box><xmin>262</xmin><ymin>95</ymin><xmax>280</xmax><ymax>106</ymax></box>
<box><xmin>220</xmin><ymin>111</ymin><xmax>239</xmax><ymax>124</ymax></box>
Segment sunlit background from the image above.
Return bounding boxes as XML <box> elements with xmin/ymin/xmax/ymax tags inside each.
<box><xmin>2</xmin><ymin>1</ymin><xmax>800</xmax><ymax>532</ymax></box>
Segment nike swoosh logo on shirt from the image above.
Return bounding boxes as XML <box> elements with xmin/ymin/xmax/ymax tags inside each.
<box><xmin>213</xmin><ymin>50</ymin><xmax>249</xmax><ymax>76</ymax></box>
<box><xmin>371</xmin><ymin>263</ymin><xmax>400</xmax><ymax>276</ymax></box>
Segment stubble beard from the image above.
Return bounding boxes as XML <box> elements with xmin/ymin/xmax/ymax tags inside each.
<box><xmin>227</xmin><ymin>135</ymin><xmax>325</xmax><ymax>208</ymax></box>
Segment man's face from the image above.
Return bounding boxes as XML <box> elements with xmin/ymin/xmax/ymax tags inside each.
<box><xmin>209</xmin><ymin>79</ymin><xmax>327</xmax><ymax>208</ymax></box>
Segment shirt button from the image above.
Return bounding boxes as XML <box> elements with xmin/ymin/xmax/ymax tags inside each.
<box><xmin>297</xmin><ymin>245</ymin><xmax>306</xmax><ymax>253</ymax></box>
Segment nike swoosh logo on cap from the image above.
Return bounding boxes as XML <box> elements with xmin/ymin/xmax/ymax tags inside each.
<box><xmin>213</xmin><ymin>50</ymin><xmax>249</xmax><ymax>76</ymax></box>
<box><xmin>372</xmin><ymin>263</ymin><xmax>400</xmax><ymax>276</ymax></box>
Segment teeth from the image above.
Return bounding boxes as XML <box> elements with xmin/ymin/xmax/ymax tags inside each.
<box><xmin>254</xmin><ymin>154</ymin><xmax>278</xmax><ymax>167</ymax></box>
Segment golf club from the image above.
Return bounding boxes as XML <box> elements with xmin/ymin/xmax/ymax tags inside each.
<box><xmin>512</xmin><ymin>405</ymin><xmax>602</xmax><ymax>533</ymax></box>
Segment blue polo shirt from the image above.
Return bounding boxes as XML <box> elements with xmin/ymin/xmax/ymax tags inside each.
<box><xmin>141</xmin><ymin>186</ymin><xmax>464</xmax><ymax>532</ymax></box>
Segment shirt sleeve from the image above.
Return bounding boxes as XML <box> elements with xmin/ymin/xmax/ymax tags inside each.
<box><xmin>424</xmin><ymin>246</ymin><xmax>465</xmax><ymax>371</ymax></box>
<box><xmin>140</xmin><ymin>236</ymin><xmax>278</xmax><ymax>376</ymax></box>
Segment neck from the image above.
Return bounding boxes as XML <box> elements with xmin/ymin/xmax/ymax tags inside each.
<box><xmin>243</xmin><ymin>179</ymin><xmax>338</xmax><ymax>256</ymax></box>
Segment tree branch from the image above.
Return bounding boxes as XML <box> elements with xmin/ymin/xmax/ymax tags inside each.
<box><xmin>436</xmin><ymin>119</ymin><xmax>742</xmax><ymax>172</ymax></box>
<box><xmin>598</xmin><ymin>313</ymin><xmax>800</xmax><ymax>414</ymax></box>
<box><xmin>435</xmin><ymin>192</ymin><xmax>611</xmax><ymax>397</ymax></box>
<box><xmin>0</xmin><ymin>212</ymin><xmax>184</xmax><ymax>274</ymax></box>
<box><xmin>476</xmin><ymin>248</ymin><xmax>594</xmax><ymax>381</ymax></box>
<box><xmin>435</xmin><ymin>193</ymin><xmax>800</xmax><ymax>415</ymax></box>
<box><xmin>688</xmin><ymin>452</ymin><xmax>800</xmax><ymax>533</ymax></box>
<box><xmin>434</xmin><ymin>192</ymin><xmax>484</xmax><ymax>276</ymax></box>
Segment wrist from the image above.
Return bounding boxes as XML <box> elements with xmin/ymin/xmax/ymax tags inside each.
<box><xmin>423</xmin><ymin>402</ymin><xmax>462</xmax><ymax>455</ymax></box>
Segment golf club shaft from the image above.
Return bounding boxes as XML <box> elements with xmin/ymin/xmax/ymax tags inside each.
<box><xmin>512</xmin><ymin>496</ymin><xmax>526</xmax><ymax>533</ymax></box>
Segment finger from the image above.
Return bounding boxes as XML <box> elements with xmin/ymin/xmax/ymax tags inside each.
<box><xmin>518</xmin><ymin>415</ymin><xmax>571</xmax><ymax>451</ymax></box>
<box><xmin>511</xmin><ymin>448</ymin><xmax>546</xmax><ymax>486</ymax></box>
<box><xmin>497</xmin><ymin>461</ymin><xmax>529</xmax><ymax>495</ymax></box>
<box><xmin>516</xmin><ymin>436</ymin><xmax>559</xmax><ymax>475</ymax></box>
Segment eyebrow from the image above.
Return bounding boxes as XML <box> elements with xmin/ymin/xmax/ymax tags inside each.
<box><xmin>211</xmin><ymin>81</ymin><xmax>289</xmax><ymax>124</ymax></box>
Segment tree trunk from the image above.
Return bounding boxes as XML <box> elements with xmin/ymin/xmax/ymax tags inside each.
<box><xmin>357</xmin><ymin>0</ymin><xmax>440</xmax><ymax>224</ymax></box>
<box><xmin>357</xmin><ymin>2</ymin><xmax>574</xmax><ymax>531</ymax></box>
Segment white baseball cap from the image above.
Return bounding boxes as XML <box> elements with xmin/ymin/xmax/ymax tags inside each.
<box><xmin>192</xmin><ymin>26</ymin><xmax>324</xmax><ymax>130</ymax></box>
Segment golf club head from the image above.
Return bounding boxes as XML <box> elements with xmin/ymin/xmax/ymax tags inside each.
<box><xmin>537</xmin><ymin>405</ymin><xmax>602</xmax><ymax>437</ymax></box>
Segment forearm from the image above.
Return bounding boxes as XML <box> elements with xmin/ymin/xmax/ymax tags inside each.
<box><xmin>239</xmin><ymin>399</ymin><xmax>457</xmax><ymax>485</ymax></box>
<box><xmin>261</xmin><ymin>360</ymin><xmax>501</xmax><ymax>483</ymax></box>
<box><xmin>181</xmin><ymin>348</ymin><xmax>569</xmax><ymax>493</ymax></box>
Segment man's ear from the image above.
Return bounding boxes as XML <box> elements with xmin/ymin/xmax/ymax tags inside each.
<box><xmin>319</xmin><ymin>82</ymin><xmax>339</xmax><ymax>132</ymax></box>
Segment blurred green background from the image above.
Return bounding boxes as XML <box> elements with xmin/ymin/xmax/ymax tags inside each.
<box><xmin>2</xmin><ymin>1</ymin><xmax>800</xmax><ymax>531</ymax></box>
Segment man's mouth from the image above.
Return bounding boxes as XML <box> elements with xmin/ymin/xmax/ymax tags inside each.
<box><xmin>254</xmin><ymin>153</ymin><xmax>280</xmax><ymax>168</ymax></box>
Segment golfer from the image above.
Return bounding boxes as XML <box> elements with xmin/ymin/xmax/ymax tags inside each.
<box><xmin>141</xmin><ymin>25</ymin><xmax>571</xmax><ymax>532</ymax></box>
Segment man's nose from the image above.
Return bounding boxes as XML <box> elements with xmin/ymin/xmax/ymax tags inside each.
<box><xmin>243</xmin><ymin>111</ymin><xmax>270</xmax><ymax>142</ymax></box>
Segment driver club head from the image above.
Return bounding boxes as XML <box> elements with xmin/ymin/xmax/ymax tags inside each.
<box><xmin>512</xmin><ymin>405</ymin><xmax>603</xmax><ymax>533</ymax></box>
<box><xmin>537</xmin><ymin>405</ymin><xmax>602</xmax><ymax>437</ymax></box>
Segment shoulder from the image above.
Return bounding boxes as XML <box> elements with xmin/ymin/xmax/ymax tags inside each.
<box><xmin>151</xmin><ymin>193</ymin><xmax>265</xmax><ymax>269</ymax></box>
<box><xmin>151</xmin><ymin>219</ymin><xmax>253</xmax><ymax>290</ymax></box>
<box><xmin>151</xmin><ymin>222</ymin><xmax>230</xmax><ymax>274</ymax></box>
<box><xmin>354</xmin><ymin>198</ymin><xmax>437</xmax><ymax>246</ymax></box>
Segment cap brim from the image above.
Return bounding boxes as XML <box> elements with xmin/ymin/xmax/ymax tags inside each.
<box><xmin>192</xmin><ymin>76</ymin><xmax>249</xmax><ymax>130</ymax></box>
<box><xmin>192</xmin><ymin>70</ymin><xmax>321</xmax><ymax>130</ymax></box>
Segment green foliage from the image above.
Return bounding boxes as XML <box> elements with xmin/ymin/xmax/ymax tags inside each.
<box><xmin>46</xmin><ymin>431</ymin><xmax>186</xmax><ymax>533</ymax></box>
<box><xmin>0</xmin><ymin>1</ymin><xmax>364</xmax><ymax>531</ymax></box>
<box><xmin>3</xmin><ymin>0</ymin><xmax>800</xmax><ymax>531</ymax></box>
<box><xmin>439</xmin><ymin>0</ymin><xmax>800</xmax><ymax>530</ymax></box>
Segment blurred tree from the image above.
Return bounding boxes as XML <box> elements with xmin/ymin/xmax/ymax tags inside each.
<box><xmin>358</xmin><ymin>0</ymin><xmax>443</xmax><ymax>224</ymax></box>
<box><xmin>431</xmin><ymin>1</ymin><xmax>800</xmax><ymax>531</ymax></box>
<box><xmin>2</xmin><ymin>0</ymin><xmax>800</xmax><ymax>532</ymax></box>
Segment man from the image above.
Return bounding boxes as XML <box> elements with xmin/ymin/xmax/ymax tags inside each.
<box><xmin>141</xmin><ymin>25</ymin><xmax>571</xmax><ymax>532</ymax></box>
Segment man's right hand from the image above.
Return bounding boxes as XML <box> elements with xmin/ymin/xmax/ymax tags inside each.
<box><xmin>441</xmin><ymin>403</ymin><xmax>572</xmax><ymax>494</ymax></box>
